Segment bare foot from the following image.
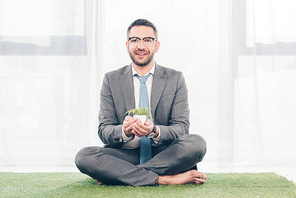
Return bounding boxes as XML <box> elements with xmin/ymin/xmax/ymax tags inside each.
<box><xmin>96</xmin><ymin>180</ymin><xmax>104</xmax><ymax>185</ymax></box>
<box><xmin>155</xmin><ymin>170</ymin><xmax>207</xmax><ymax>185</ymax></box>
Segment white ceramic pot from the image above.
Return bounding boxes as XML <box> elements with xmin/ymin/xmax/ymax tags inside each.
<box><xmin>133</xmin><ymin>115</ymin><xmax>146</xmax><ymax>124</ymax></box>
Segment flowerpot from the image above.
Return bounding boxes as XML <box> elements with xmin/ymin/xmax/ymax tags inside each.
<box><xmin>133</xmin><ymin>115</ymin><xmax>146</xmax><ymax>124</ymax></box>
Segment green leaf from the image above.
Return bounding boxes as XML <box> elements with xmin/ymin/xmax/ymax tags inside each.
<box><xmin>124</xmin><ymin>104</ymin><xmax>153</xmax><ymax>120</ymax></box>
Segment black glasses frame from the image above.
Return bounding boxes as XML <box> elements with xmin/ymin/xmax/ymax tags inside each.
<box><xmin>128</xmin><ymin>37</ymin><xmax>157</xmax><ymax>42</ymax></box>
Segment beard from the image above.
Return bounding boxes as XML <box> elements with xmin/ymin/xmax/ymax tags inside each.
<box><xmin>128</xmin><ymin>49</ymin><xmax>155</xmax><ymax>67</ymax></box>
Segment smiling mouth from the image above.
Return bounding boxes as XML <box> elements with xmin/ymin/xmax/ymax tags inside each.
<box><xmin>135</xmin><ymin>51</ymin><xmax>148</xmax><ymax>57</ymax></box>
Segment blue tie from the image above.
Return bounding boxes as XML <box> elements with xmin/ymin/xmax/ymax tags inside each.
<box><xmin>135</xmin><ymin>73</ymin><xmax>152</xmax><ymax>164</ymax></box>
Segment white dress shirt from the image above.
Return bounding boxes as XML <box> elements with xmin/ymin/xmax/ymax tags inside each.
<box><xmin>121</xmin><ymin>63</ymin><xmax>161</xmax><ymax>149</ymax></box>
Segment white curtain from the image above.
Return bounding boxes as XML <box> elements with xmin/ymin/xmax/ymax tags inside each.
<box><xmin>0</xmin><ymin>0</ymin><xmax>295</xmax><ymax>168</ymax></box>
<box><xmin>233</xmin><ymin>0</ymin><xmax>296</xmax><ymax>166</ymax></box>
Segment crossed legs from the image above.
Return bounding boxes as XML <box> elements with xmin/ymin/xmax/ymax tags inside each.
<box><xmin>75</xmin><ymin>134</ymin><xmax>207</xmax><ymax>186</ymax></box>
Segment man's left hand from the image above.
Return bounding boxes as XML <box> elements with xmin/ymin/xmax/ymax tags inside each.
<box><xmin>131</xmin><ymin>118</ymin><xmax>153</xmax><ymax>137</ymax></box>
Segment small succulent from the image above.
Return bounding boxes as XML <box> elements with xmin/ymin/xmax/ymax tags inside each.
<box><xmin>124</xmin><ymin>106</ymin><xmax>153</xmax><ymax>120</ymax></box>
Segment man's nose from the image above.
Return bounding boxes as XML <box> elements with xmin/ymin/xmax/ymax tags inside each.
<box><xmin>137</xmin><ymin>39</ymin><xmax>146</xmax><ymax>48</ymax></box>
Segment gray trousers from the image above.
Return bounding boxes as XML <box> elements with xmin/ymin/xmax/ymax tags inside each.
<box><xmin>75</xmin><ymin>134</ymin><xmax>206</xmax><ymax>186</ymax></box>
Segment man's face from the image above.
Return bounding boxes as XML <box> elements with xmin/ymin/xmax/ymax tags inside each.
<box><xmin>126</xmin><ymin>26</ymin><xmax>160</xmax><ymax>67</ymax></box>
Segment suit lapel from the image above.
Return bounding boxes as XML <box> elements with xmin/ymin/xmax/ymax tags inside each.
<box><xmin>120</xmin><ymin>64</ymin><xmax>135</xmax><ymax>111</ymax></box>
<box><xmin>151</xmin><ymin>64</ymin><xmax>167</xmax><ymax>119</ymax></box>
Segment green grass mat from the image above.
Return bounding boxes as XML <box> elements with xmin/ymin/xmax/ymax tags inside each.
<box><xmin>1</xmin><ymin>172</ymin><xmax>295</xmax><ymax>197</ymax></box>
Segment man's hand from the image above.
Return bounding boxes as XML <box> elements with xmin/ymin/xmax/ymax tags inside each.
<box><xmin>123</xmin><ymin>116</ymin><xmax>138</xmax><ymax>137</ymax></box>
<box><xmin>131</xmin><ymin>118</ymin><xmax>153</xmax><ymax>137</ymax></box>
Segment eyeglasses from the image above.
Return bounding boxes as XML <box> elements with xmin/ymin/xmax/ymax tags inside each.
<box><xmin>128</xmin><ymin>37</ymin><xmax>157</xmax><ymax>46</ymax></box>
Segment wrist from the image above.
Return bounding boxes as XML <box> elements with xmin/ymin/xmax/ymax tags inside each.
<box><xmin>125</xmin><ymin>131</ymin><xmax>133</xmax><ymax>137</ymax></box>
<box><xmin>122</xmin><ymin>126</ymin><xmax>133</xmax><ymax>137</ymax></box>
<box><xmin>147</xmin><ymin>126</ymin><xmax>158</xmax><ymax>138</ymax></box>
<box><xmin>122</xmin><ymin>126</ymin><xmax>134</xmax><ymax>142</ymax></box>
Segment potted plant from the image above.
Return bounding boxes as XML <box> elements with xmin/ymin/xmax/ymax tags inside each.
<box><xmin>125</xmin><ymin>106</ymin><xmax>153</xmax><ymax>124</ymax></box>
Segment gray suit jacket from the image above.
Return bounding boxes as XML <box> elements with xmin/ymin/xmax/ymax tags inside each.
<box><xmin>98</xmin><ymin>63</ymin><xmax>190</xmax><ymax>148</ymax></box>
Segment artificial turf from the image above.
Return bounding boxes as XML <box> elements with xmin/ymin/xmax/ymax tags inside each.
<box><xmin>0</xmin><ymin>172</ymin><xmax>296</xmax><ymax>197</ymax></box>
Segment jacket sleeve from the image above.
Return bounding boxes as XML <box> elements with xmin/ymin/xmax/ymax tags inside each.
<box><xmin>98</xmin><ymin>73</ymin><xmax>124</xmax><ymax>147</ymax></box>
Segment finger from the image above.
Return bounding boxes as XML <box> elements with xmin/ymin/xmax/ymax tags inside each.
<box><xmin>134</xmin><ymin>120</ymin><xmax>149</xmax><ymax>130</ymax></box>
<box><xmin>131</xmin><ymin>126</ymin><xmax>146</xmax><ymax>137</ymax></box>
<box><xmin>124</xmin><ymin>119</ymin><xmax>137</xmax><ymax>129</ymax></box>
<box><xmin>140</xmin><ymin>123</ymin><xmax>154</xmax><ymax>135</ymax></box>
<box><xmin>126</xmin><ymin>118</ymin><xmax>137</xmax><ymax>125</ymax></box>
<box><xmin>124</xmin><ymin>116</ymin><xmax>133</xmax><ymax>122</ymax></box>
<box><xmin>144</xmin><ymin>119</ymin><xmax>153</xmax><ymax>126</ymax></box>
<box><xmin>134</xmin><ymin>122</ymin><xmax>148</xmax><ymax>132</ymax></box>
<box><xmin>131</xmin><ymin>128</ymin><xmax>142</xmax><ymax>137</ymax></box>
<box><xmin>124</xmin><ymin>125</ymin><xmax>134</xmax><ymax>133</ymax></box>
<box><xmin>133</xmin><ymin>117</ymin><xmax>142</xmax><ymax>123</ymax></box>
<box><xmin>131</xmin><ymin>130</ymin><xmax>144</xmax><ymax>137</ymax></box>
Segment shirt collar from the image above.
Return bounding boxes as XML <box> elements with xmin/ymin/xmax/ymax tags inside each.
<box><xmin>132</xmin><ymin>62</ymin><xmax>155</xmax><ymax>77</ymax></box>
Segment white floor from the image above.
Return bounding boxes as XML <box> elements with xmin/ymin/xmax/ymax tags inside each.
<box><xmin>1</xmin><ymin>164</ymin><xmax>296</xmax><ymax>184</ymax></box>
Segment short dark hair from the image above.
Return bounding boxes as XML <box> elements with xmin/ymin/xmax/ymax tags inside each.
<box><xmin>127</xmin><ymin>19</ymin><xmax>158</xmax><ymax>39</ymax></box>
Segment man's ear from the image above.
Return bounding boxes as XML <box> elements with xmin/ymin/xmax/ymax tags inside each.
<box><xmin>155</xmin><ymin>41</ymin><xmax>160</xmax><ymax>53</ymax></box>
<box><xmin>126</xmin><ymin>41</ymin><xmax>129</xmax><ymax>52</ymax></box>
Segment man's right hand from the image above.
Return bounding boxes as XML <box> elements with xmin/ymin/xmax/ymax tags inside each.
<box><xmin>123</xmin><ymin>116</ymin><xmax>138</xmax><ymax>137</ymax></box>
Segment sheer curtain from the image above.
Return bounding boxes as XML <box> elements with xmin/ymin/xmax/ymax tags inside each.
<box><xmin>0</xmin><ymin>0</ymin><xmax>101</xmax><ymax>166</ymax></box>
<box><xmin>0</xmin><ymin>0</ymin><xmax>295</xmax><ymax>168</ymax></box>
<box><xmin>233</xmin><ymin>0</ymin><xmax>296</xmax><ymax>166</ymax></box>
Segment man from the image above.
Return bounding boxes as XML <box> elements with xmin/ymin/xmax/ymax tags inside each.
<box><xmin>75</xmin><ymin>19</ymin><xmax>207</xmax><ymax>186</ymax></box>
